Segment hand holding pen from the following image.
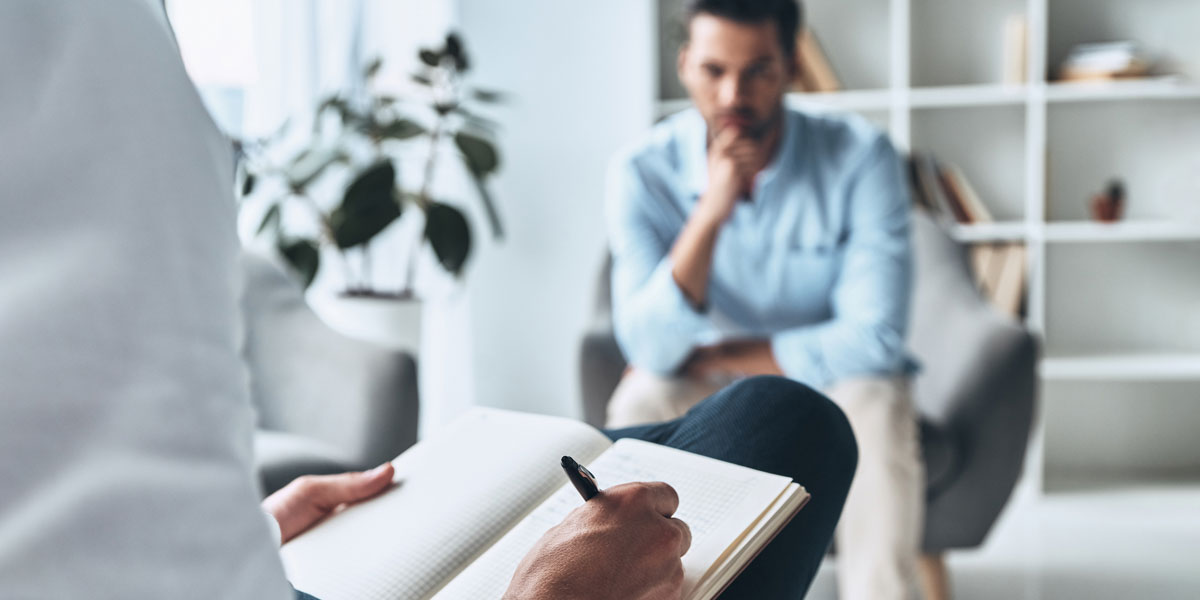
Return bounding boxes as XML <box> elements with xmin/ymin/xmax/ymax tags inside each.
<box><xmin>503</xmin><ymin>457</ymin><xmax>692</xmax><ymax>599</ymax></box>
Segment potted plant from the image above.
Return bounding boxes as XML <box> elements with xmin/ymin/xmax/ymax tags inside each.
<box><xmin>239</xmin><ymin>33</ymin><xmax>503</xmax><ymax>348</ymax></box>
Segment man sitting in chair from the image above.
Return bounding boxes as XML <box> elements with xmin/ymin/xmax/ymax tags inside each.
<box><xmin>605</xmin><ymin>1</ymin><xmax>922</xmax><ymax>598</ymax></box>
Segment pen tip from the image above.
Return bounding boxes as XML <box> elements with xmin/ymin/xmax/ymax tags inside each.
<box><xmin>561</xmin><ymin>456</ymin><xmax>575</xmax><ymax>468</ymax></box>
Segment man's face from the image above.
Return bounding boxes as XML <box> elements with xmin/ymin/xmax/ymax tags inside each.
<box><xmin>678</xmin><ymin>14</ymin><xmax>793</xmax><ymax>141</ymax></box>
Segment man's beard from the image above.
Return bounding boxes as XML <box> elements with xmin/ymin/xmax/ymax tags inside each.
<box><xmin>713</xmin><ymin>105</ymin><xmax>783</xmax><ymax>141</ymax></box>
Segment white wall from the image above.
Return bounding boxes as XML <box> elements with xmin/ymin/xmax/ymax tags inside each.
<box><xmin>456</xmin><ymin>0</ymin><xmax>655</xmax><ymax>417</ymax></box>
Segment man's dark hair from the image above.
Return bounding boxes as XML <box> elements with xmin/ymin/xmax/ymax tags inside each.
<box><xmin>683</xmin><ymin>0</ymin><xmax>803</xmax><ymax>61</ymax></box>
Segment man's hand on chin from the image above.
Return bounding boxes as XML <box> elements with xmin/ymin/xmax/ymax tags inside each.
<box><xmin>262</xmin><ymin>463</ymin><xmax>395</xmax><ymax>544</ymax></box>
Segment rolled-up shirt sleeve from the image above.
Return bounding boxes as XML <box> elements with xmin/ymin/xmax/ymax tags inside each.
<box><xmin>770</xmin><ymin>135</ymin><xmax>913</xmax><ymax>389</ymax></box>
<box><xmin>605</xmin><ymin>152</ymin><xmax>712</xmax><ymax>375</ymax></box>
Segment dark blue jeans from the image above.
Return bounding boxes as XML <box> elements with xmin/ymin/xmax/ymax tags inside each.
<box><xmin>297</xmin><ymin>375</ymin><xmax>857</xmax><ymax>599</ymax></box>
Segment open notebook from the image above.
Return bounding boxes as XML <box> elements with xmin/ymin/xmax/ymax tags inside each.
<box><xmin>280</xmin><ymin>409</ymin><xmax>809</xmax><ymax>600</ymax></box>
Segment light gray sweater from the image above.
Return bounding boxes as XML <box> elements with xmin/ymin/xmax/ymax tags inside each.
<box><xmin>0</xmin><ymin>1</ymin><xmax>292</xmax><ymax>597</ymax></box>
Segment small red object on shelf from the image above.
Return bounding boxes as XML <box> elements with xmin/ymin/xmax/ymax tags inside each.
<box><xmin>1089</xmin><ymin>179</ymin><xmax>1125</xmax><ymax>222</ymax></box>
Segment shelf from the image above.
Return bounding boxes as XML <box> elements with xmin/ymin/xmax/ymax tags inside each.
<box><xmin>1044</xmin><ymin>221</ymin><xmax>1200</xmax><ymax>243</ymax></box>
<box><xmin>786</xmin><ymin>89</ymin><xmax>892</xmax><ymax>112</ymax></box>
<box><xmin>1041</xmin><ymin>353</ymin><xmax>1200</xmax><ymax>381</ymax></box>
<box><xmin>948</xmin><ymin>221</ymin><xmax>1028</xmax><ymax>242</ymax></box>
<box><xmin>655</xmin><ymin>89</ymin><xmax>892</xmax><ymax>119</ymax></box>
<box><xmin>947</xmin><ymin>221</ymin><xmax>1200</xmax><ymax>244</ymax></box>
<box><xmin>910</xmin><ymin>84</ymin><xmax>1027</xmax><ymax>109</ymax></box>
<box><xmin>1046</xmin><ymin>78</ymin><xmax>1200</xmax><ymax>104</ymax></box>
<box><xmin>657</xmin><ymin>78</ymin><xmax>1200</xmax><ymax>118</ymax></box>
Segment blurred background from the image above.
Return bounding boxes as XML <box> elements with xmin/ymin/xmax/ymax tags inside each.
<box><xmin>167</xmin><ymin>0</ymin><xmax>1199</xmax><ymax>597</ymax></box>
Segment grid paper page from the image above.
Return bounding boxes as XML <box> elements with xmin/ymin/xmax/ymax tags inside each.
<box><xmin>280</xmin><ymin>408</ymin><xmax>611</xmax><ymax>600</ymax></box>
<box><xmin>434</xmin><ymin>438</ymin><xmax>792</xmax><ymax>599</ymax></box>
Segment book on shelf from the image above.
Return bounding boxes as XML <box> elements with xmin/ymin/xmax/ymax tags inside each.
<box><xmin>907</xmin><ymin>157</ymin><xmax>937</xmax><ymax>213</ymax></box>
<box><xmin>907</xmin><ymin>152</ymin><xmax>1024</xmax><ymax>316</ymax></box>
<box><xmin>907</xmin><ymin>153</ymin><xmax>995</xmax><ymax>226</ymax></box>
<box><xmin>938</xmin><ymin>162</ymin><xmax>995</xmax><ymax>224</ymax></box>
<box><xmin>794</xmin><ymin>29</ymin><xmax>841</xmax><ymax>93</ymax></box>
<box><xmin>989</xmin><ymin>243</ymin><xmax>1027</xmax><ymax>316</ymax></box>
<box><xmin>970</xmin><ymin>244</ymin><xmax>1000</xmax><ymax>298</ymax></box>
<box><xmin>280</xmin><ymin>408</ymin><xmax>810</xmax><ymax>600</ymax></box>
<box><xmin>908</xmin><ymin>152</ymin><xmax>953</xmax><ymax>223</ymax></box>
<box><xmin>1058</xmin><ymin>40</ymin><xmax>1151</xmax><ymax>82</ymax></box>
<box><xmin>969</xmin><ymin>242</ymin><xmax>1027</xmax><ymax>318</ymax></box>
<box><xmin>1002</xmin><ymin>14</ymin><xmax>1028</xmax><ymax>85</ymax></box>
<box><xmin>934</xmin><ymin>162</ymin><xmax>974</xmax><ymax>224</ymax></box>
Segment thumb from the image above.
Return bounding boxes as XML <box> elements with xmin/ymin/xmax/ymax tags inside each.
<box><xmin>712</xmin><ymin>124</ymin><xmax>740</xmax><ymax>152</ymax></box>
<box><xmin>316</xmin><ymin>463</ymin><xmax>395</xmax><ymax>507</ymax></box>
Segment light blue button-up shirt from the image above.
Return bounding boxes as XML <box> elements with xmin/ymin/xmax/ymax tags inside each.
<box><xmin>605</xmin><ymin>107</ymin><xmax>915</xmax><ymax>390</ymax></box>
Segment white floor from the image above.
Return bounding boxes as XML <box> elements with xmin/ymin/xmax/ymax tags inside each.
<box><xmin>805</xmin><ymin>484</ymin><xmax>1200</xmax><ymax>599</ymax></box>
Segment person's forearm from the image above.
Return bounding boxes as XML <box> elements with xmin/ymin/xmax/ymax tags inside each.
<box><xmin>669</xmin><ymin>204</ymin><xmax>724</xmax><ymax>308</ymax></box>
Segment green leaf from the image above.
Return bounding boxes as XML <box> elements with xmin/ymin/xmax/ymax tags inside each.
<box><xmin>257</xmin><ymin>202</ymin><xmax>282</xmax><ymax>236</ymax></box>
<box><xmin>278</xmin><ymin>238</ymin><xmax>320</xmax><ymax>288</ymax></box>
<box><xmin>468</xmin><ymin>173</ymin><xmax>504</xmax><ymax>240</ymax></box>
<box><xmin>454</xmin><ymin>131</ymin><xmax>499</xmax><ymax>176</ymax></box>
<box><xmin>363</xmin><ymin>56</ymin><xmax>383</xmax><ymax>79</ymax></box>
<box><xmin>424</xmin><ymin>202</ymin><xmax>472</xmax><ymax>275</ymax></box>
<box><xmin>445</xmin><ymin>33</ymin><xmax>463</xmax><ymax>60</ymax></box>
<box><xmin>471</xmin><ymin>88</ymin><xmax>506</xmax><ymax>103</ymax></box>
<box><xmin>376</xmin><ymin>118</ymin><xmax>426</xmax><ymax>140</ymax></box>
<box><xmin>411</xmin><ymin>73</ymin><xmax>433</xmax><ymax>86</ymax></box>
<box><xmin>317</xmin><ymin>96</ymin><xmax>351</xmax><ymax>122</ymax></box>
<box><xmin>452</xmin><ymin>106</ymin><xmax>500</xmax><ymax>133</ymax></box>
<box><xmin>285</xmin><ymin>146</ymin><xmax>348</xmax><ymax>190</ymax></box>
<box><xmin>241</xmin><ymin>173</ymin><xmax>256</xmax><ymax>196</ymax></box>
<box><xmin>331</xmin><ymin>202</ymin><xmax>401</xmax><ymax>249</ymax></box>
<box><xmin>419</xmin><ymin>49</ymin><xmax>440</xmax><ymax>67</ymax></box>
<box><xmin>330</xmin><ymin>161</ymin><xmax>402</xmax><ymax>248</ymax></box>
<box><xmin>445</xmin><ymin>32</ymin><xmax>468</xmax><ymax>71</ymax></box>
<box><xmin>342</xmin><ymin>161</ymin><xmax>397</xmax><ymax>211</ymax></box>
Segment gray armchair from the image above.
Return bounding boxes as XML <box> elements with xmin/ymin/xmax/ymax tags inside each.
<box><xmin>579</xmin><ymin>210</ymin><xmax>1037</xmax><ymax>592</ymax></box>
<box><xmin>240</xmin><ymin>251</ymin><xmax>420</xmax><ymax>495</ymax></box>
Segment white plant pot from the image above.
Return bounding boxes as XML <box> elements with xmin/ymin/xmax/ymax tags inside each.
<box><xmin>308</xmin><ymin>292</ymin><xmax>423</xmax><ymax>354</ymax></box>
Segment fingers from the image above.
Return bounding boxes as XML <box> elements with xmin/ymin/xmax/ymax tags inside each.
<box><xmin>603</xmin><ymin>481</ymin><xmax>689</xmax><ymax>556</ymax></box>
<box><xmin>682</xmin><ymin>347</ymin><xmax>713</xmax><ymax>378</ymax></box>
<box><xmin>714</xmin><ymin>134</ymin><xmax>764</xmax><ymax>186</ymax></box>
<box><xmin>308</xmin><ymin>463</ymin><xmax>395</xmax><ymax>508</ymax></box>
<box><xmin>669</xmin><ymin>516</ymin><xmax>692</xmax><ymax>556</ymax></box>
<box><xmin>711</xmin><ymin>124</ymin><xmax>742</xmax><ymax>152</ymax></box>
<box><xmin>641</xmin><ymin>481</ymin><xmax>682</xmax><ymax>518</ymax></box>
<box><xmin>607</xmin><ymin>481</ymin><xmax>680</xmax><ymax>517</ymax></box>
<box><xmin>715</xmin><ymin>136</ymin><xmax>759</xmax><ymax>163</ymax></box>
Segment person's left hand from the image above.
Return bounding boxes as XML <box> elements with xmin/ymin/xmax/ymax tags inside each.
<box><xmin>684</xmin><ymin>340</ymin><xmax>784</xmax><ymax>381</ymax></box>
<box><xmin>684</xmin><ymin>344</ymin><xmax>737</xmax><ymax>381</ymax></box>
<box><xmin>262</xmin><ymin>463</ymin><xmax>395</xmax><ymax>544</ymax></box>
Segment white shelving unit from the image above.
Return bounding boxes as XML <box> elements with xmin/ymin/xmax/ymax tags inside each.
<box><xmin>951</xmin><ymin>220</ymin><xmax>1200</xmax><ymax>243</ymax></box>
<box><xmin>1042</xmin><ymin>353</ymin><xmax>1200</xmax><ymax>381</ymax></box>
<box><xmin>654</xmin><ymin>0</ymin><xmax>1200</xmax><ymax>493</ymax></box>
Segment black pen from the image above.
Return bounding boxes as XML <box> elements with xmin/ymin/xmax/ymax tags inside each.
<box><xmin>561</xmin><ymin>455</ymin><xmax>600</xmax><ymax>500</ymax></box>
